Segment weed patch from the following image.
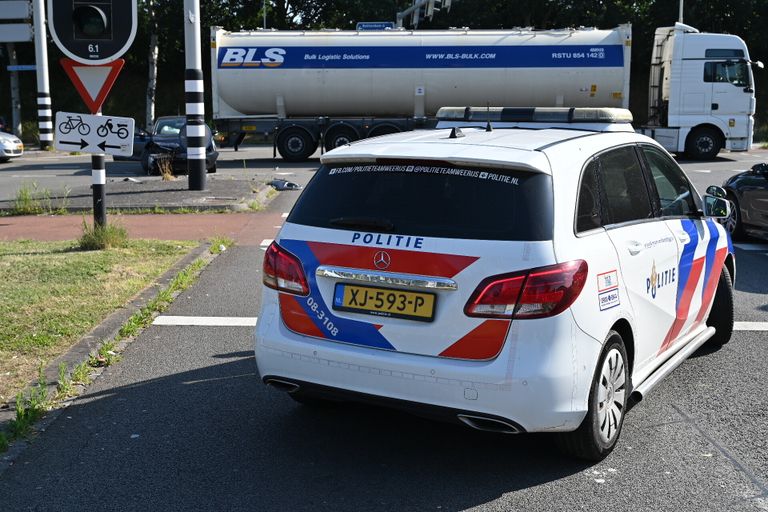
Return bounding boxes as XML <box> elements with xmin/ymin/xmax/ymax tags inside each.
<box><xmin>78</xmin><ymin>219</ymin><xmax>129</xmax><ymax>250</ymax></box>
<box><xmin>88</xmin><ymin>340</ymin><xmax>120</xmax><ymax>368</ymax></box>
<box><xmin>209</xmin><ymin>236</ymin><xmax>234</xmax><ymax>254</ymax></box>
<box><xmin>12</xmin><ymin>183</ymin><xmax>70</xmax><ymax>215</ymax></box>
<box><xmin>55</xmin><ymin>362</ymin><xmax>74</xmax><ymax>400</ymax></box>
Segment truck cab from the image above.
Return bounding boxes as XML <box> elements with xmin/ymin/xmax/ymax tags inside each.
<box><xmin>641</xmin><ymin>23</ymin><xmax>760</xmax><ymax>160</ymax></box>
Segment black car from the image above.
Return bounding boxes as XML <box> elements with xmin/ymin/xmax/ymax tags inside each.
<box><xmin>722</xmin><ymin>162</ymin><xmax>768</xmax><ymax>240</ymax></box>
<box><xmin>116</xmin><ymin>116</ymin><xmax>219</xmax><ymax>174</ymax></box>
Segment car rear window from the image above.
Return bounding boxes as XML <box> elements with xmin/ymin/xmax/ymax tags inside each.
<box><xmin>287</xmin><ymin>163</ymin><xmax>553</xmax><ymax>241</ymax></box>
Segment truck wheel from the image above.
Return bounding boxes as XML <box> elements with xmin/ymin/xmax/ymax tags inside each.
<box><xmin>556</xmin><ymin>331</ymin><xmax>628</xmax><ymax>461</ymax></box>
<box><xmin>324</xmin><ymin>126</ymin><xmax>358</xmax><ymax>152</ymax></box>
<box><xmin>277</xmin><ymin>128</ymin><xmax>317</xmax><ymax>162</ymax></box>
<box><xmin>686</xmin><ymin>127</ymin><xmax>722</xmax><ymax>160</ymax></box>
<box><xmin>369</xmin><ymin>125</ymin><xmax>400</xmax><ymax>138</ymax></box>
<box><xmin>705</xmin><ymin>266</ymin><xmax>734</xmax><ymax>347</ymax></box>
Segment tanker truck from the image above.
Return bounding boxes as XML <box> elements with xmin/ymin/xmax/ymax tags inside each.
<box><xmin>210</xmin><ymin>22</ymin><xmax>759</xmax><ymax>161</ymax></box>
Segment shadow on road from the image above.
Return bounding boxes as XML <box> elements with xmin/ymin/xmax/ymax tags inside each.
<box><xmin>1</xmin><ymin>351</ymin><xmax>590</xmax><ymax>511</ymax></box>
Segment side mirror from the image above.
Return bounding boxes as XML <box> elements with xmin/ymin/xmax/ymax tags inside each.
<box><xmin>704</xmin><ymin>195</ymin><xmax>730</xmax><ymax>219</ymax></box>
<box><xmin>751</xmin><ymin>162</ymin><xmax>768</xmax><ymax>175</ymax></box>
<box><xmin>706</xmin><ymin>185</ymin><xmax>727</xmax><ymax>198</ymax></box>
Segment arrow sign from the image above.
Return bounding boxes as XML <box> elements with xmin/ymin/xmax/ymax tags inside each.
<box><xmin>60</xmin><ymin>58</ymin><xmax>124</xmax><ymax>114</ymax></box>
<box><xmin>98</xmin><ymin>141</ymin><xmax>121</xmax><ymax>151</ymax></box>
<box><xmin>54</xmin><ymin>111</ymin><xmax>134</xmax><ymax>157</ymax></box>
<box><xmin>58</xmin><ymin>139</ymin><xmax>89</xmax><ymax>150</ymax></box>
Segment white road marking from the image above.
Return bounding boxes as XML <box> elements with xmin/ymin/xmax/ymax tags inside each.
<box><xmin>733</xmin><ymin>243</ymin><xmax>768</xmax><ymax>251</ymax></box>
<box><xmin>260</xmin><ymin>239</ymin><xmax>273</xmax><ymax>249</ymax></box>
<box><xmin>153</xmin><ymin>316</ymin><xmax>258</xmax><ymax>327</ymax></box>
<box><xmin>274</xmin><ymin>172</ymin><xmax>294</xmax><ymax>176</ymax></box>
<box><xmin>734</xmin><ymin>322</ymin><xmax>768</xmax><ymax>331</ymax></box>
<box><xmin>11</xmin><ymin>174</ymin><xmax>58</xmax><ymax>178</ymax></box>
<box><xmin>281</xmin><ymin>212</ymin><xmax>289</xmax><ymax>218</ymax></box>
<box><xmin>691</xmin><ymin>169</ymin><xmax>711</xmax><ymax>173</ymax></box>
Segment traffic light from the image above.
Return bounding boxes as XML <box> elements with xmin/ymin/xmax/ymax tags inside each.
<box><xmin>48</xmin><ymin>0</ymin><xmax>136</xmax><ymax>64</ymax></box>
<box><xmin>72</xmin><ymin>2</ymin><xmax>112</xmax><ymax>40</ymax></box>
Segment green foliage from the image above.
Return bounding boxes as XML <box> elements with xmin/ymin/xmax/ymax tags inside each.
<box><xmin>12</xmin><ymin>183</ymin><xmax>69</xmax><ymax>216</ymax></box>
<box><xmin>78</xmin><ymin>220</ymin><xmax>129</xmax><ymax>250</ymax></box>
<box><xmin>71</xmin><ymin>361</ymin><xmax>93</xmax><ymax>386</ymax></box>
<box><xmin>55</xmin><ymin>362</ymin><xmax>74</xmax><ymax>399</ymax></box>
<box><xmin>209</xmin><ymin>236</ymin><xmax>234</xmax><ymax>253</ymax></box>
<box><xmin>8</xmin><ymin>366</ymin><xmax>50</xmax><ymax>439</ymax></box>
<box><xmin>88</xmin><ymin>341</ymin><xmax>121</xmax><ymax>368</ymax></box>
<box><xmin>0</xmin><ymin>431</ymin><xmax>8</xmax><ymax>452</ymax></box>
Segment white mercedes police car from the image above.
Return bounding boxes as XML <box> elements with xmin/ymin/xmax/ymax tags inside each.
<box><xmin>255</xmin><ymin>107</ymin><xmax>734</xmax><ymax>460</ymax></box>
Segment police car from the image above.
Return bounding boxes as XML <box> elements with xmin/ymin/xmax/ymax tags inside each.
<box><xmin>254</xmin><ymin>107</ymin><xmax>735</xmax><ymax>460</ymax></box>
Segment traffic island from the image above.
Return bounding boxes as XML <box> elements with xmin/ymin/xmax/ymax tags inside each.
<box><xmin>0</xmin><ymin>176</ymin><xmax>276</xmax><ymax>214</ymax></box>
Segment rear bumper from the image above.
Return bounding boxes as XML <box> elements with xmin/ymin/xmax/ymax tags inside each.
<box><xmin>255</xmin><ymin>293</ymin><xmax>603</xmax><ymax>433</ymax></box>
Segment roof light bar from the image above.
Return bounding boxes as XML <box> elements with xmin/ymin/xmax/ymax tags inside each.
<box><xmin>436</xmin><ymin>106</ymin><xmax>633</xmax><ymax>124</ymax></box>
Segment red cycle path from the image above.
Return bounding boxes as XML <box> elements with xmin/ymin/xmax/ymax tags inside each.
<box><xmin>0</xmin><ymin>212</ymin><xmax>284</xmax><ymax>247</ymax></box>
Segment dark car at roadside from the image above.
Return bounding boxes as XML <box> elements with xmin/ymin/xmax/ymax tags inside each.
<box><xmin>722</xmin><ymin>162</ymin><xmax>768</xmax><ymax>240</ymax></box>
<box><xmin>115</xmin><ymin>116</ymin><xmax>218</xmax><ymax>175</ymax></box>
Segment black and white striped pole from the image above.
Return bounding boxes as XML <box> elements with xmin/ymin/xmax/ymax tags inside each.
<box><xmin>184</xmin><ymin>0</ymin><xmax>206</xmax><ymax>191</ymax></box>
<box><xmin>32</xmin><ymin>0</ymin><xmax>52</xmax><ymax>150</ymax></box>
<box><xmin>93</xmin><ymin>110</ymin><xmax>107</xmax><ymax>226</ymax></box>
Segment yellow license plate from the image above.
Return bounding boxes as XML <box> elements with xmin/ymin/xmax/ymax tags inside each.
<box><xmin>333</xmin><ymin>284</ymin><xmax>436</xmax><ymax>322</ymax></box>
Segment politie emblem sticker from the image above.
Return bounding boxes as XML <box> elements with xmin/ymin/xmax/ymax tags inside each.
<box><xmin>597</xmin><ymin>270</ymin><xmax>620</xmax><ymax>311</ymax></box>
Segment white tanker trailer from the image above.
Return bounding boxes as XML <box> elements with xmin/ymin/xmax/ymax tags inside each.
<box><xmin>210</xmin><ymin>23</ymin><xmax>759</xmax><ymax>161</ymax></box>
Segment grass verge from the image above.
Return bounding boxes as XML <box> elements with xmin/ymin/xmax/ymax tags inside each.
<box><xmin>0</xmin><ymin>238</ymin><xmax>196</xmax><ymax>404</ymax></box>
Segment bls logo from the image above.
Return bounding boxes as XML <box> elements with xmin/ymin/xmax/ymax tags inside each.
<box><xmin>219</xmin><ymin>47</ymin><xmax>286</xmax><ymax>68</ymax></box>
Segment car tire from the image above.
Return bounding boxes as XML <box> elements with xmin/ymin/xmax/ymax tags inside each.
<box><xmin>705</xmin><ymin>265</ymin><xmax>734</xmax><ymax>347</ymax></box>
<box><xmin>685</xmin><ymin>127</ymin><xmax>722</xmax><ymax>160</ymax></box>
<box><xmin>723</xmin><ymin>193</ymin><xmax>745</xmax><ymax>241</ymax></box>
<box><xmin>207</xmin><ymin>164</ymin><xmax>217</xmax><ymax>174</ymax></box>
<box><xmin>556</xmin><ymin>331</ymin><xmax>629</xmax><ymax>461</ymax></box>
<box><xmin>277</xmin><ymin>127</ymin><xmax>317</xmax><ymax>162</ymax></box>
<box><xmin>0</xmin><ymin>157</ymin><xmax>9</xmax><ymax>163</ymax></box>
<box><xmin>140</xmin><ymin>151</ymin><xmax>151</xmax><ymax>175</ymax></box>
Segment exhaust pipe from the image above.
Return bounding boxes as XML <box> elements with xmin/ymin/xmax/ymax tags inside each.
<box><xmin>457</xmin><ymin>414</ymin><xmax>520</xmax><ymax>434</ymax></box>
<box><xmin>265</xmin><ymin>378</ymin><xmax>300</xmax><ymax>393</ymax></box>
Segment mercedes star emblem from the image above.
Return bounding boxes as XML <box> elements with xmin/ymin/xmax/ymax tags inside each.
<box><xmin>373</xmin><ymin>251</ymin><xmax>391</xmax><ymax>270</ymax></box>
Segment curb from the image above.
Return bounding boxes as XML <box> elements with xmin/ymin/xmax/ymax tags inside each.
<box><xmin>0</xmin><ymin>241</ymin><xmax>219</xmax><ymax>474</ymax></box>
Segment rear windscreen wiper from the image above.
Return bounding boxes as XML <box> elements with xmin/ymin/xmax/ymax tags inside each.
<box><xmin>330</xmin><ymin>216</ymin><xmax>394</xmax><ymax>231</ymax></box>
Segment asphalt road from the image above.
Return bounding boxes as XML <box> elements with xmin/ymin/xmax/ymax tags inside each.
<box><xmin>1</xmin><ymin>149</ymin><xmax>767</xmax><ymax>511</ymax></box>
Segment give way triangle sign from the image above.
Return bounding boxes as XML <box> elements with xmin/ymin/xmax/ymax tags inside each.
<box><xmin>60</xmin><ymin>58</ymin><xmax>125</xmax><ymax>114</ymax></box>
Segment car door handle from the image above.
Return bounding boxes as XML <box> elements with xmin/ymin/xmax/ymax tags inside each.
<box><xmin>626</xmin><ymin>241</ymin><xmax>644</xmax><ymax>255</ymax></box>
<box><xmin>674</xmin><ymin>231</ymin><xmax>691</xmax><ymax>245</ymax></box>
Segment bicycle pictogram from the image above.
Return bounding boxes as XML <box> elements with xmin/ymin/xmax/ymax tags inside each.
<box><xmin>96</xmin><ymin>119</ymin><xmax>129</xmax><ymax>139</ymax></box>
<box><xmin>58</xmin><ymin>115</ymin><xmax>90</xmax><ymax>136</ymax></box>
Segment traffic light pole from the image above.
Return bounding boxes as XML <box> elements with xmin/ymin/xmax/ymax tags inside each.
<box><xmin>32</xmin><ymin>0</ymin><xmax>53</xmax><ymax>150</ymax></box>
<box><xmin>92</xmin><ymin>109</ymin><xmax>107</xmax><ymax>227</ymax></box>
<box><xmin>183</xmin><ymin>0</ymin><xmax>206</xmax><ymax>191</ymax></box>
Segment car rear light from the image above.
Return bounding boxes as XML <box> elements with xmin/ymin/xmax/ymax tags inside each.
<box><xmin>263</xmin><ymin>242</ymin><xmax>309</xmax><ymax>295</ymax></box>
<box><xmin>464</xmin><ymin>260</ymin><xmax>588</xmax><ymax>319</ymax></box>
